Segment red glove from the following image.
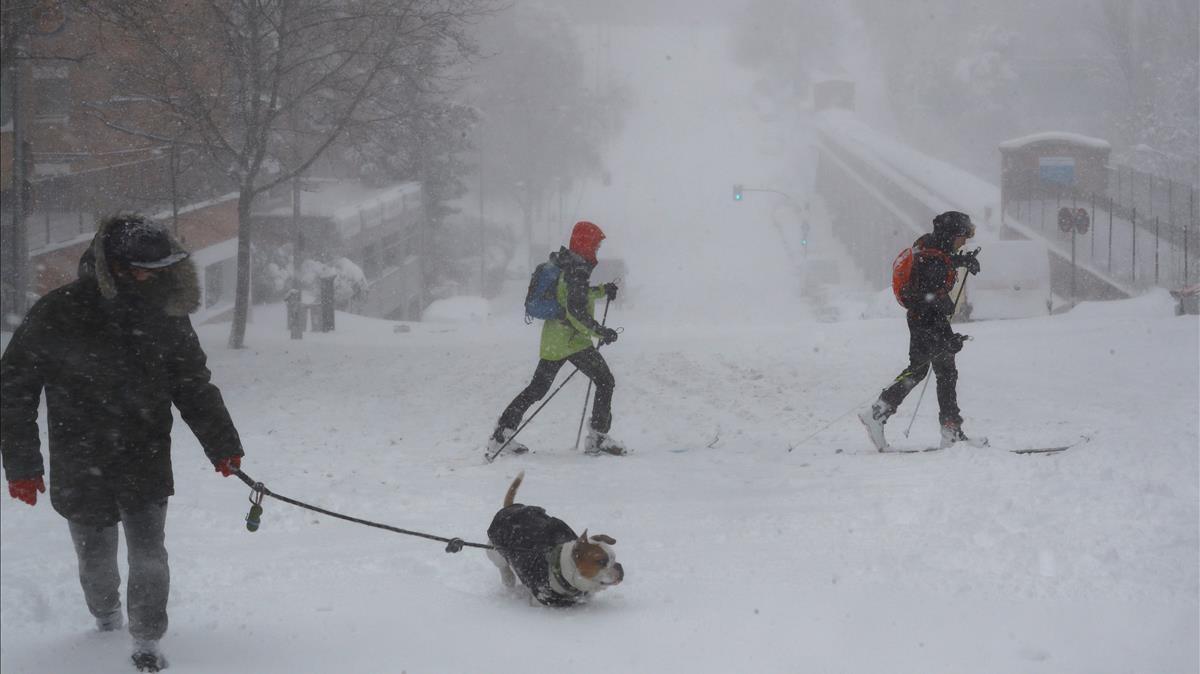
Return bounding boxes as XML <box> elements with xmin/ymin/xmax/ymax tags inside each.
<box><xmin>8</xmin><ymin>476</ymin><xmax>46</xmax><ymax>506</ymax></box>
<box><xmin>214</xmin><ymin>456</ymin><xmax>241</xmax><ymax>477</ymax></box>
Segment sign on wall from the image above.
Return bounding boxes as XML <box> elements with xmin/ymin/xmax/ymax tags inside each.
<box><xmin>1038</xmin><ymin>156</ymin><xmax>1076</xmax><ymax>186</ymax></box>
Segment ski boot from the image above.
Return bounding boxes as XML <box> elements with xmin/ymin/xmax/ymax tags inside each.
<box><xmin>486</xmin><ymin>427</ymin><xmax>529</xmax><ymax>458</ymax></box>
<box><xmin>857</xmin><ymin>398</ymin><xmax>895</xmax><ymax>452</ymax></box>
<box><xmin>584</xmin><ymin>429</ymin><xmax>627</xmax><ymax>456</ymax></box>
<box><xmin>131</xmin><ymin>640</ymin><xmax>167</xmax><ymax>672</ymax></box>
<box><xmin>939</xmin><ymin>420</ymin><xmax>987</xmax><ymax>449</ymax></box>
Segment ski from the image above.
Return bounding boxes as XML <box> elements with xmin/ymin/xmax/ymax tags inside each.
<box><xmin>483</xmin><ymin>447</ymin><xmax>533</xmax><ymax>462</ymax></box>
<box><xmin>882</xmin><ymin>436</ymin><xmax>1090</xmax><ymax>455</ymax></box>
<box><xmin>585</xmin><ymin>447</ymin><xmax>632</xmax><ymax>456</ymax></box>
<box><xmin>884</xmin><ymin>446</ymin><xmax>1069</xmax><ymax>455</ymax></box>
<box><xmin>1009</xmin><ymin>446</ymin><xmax>1073</xmax><ymax>455</ymax></box>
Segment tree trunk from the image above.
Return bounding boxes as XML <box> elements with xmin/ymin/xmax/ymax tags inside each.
<box><xmin>227</xmin><ymin>189</ymin><xmax>255</xmax><ymax>349</ymax></box>
<box><xmin>521</xmin><ymin>198</ymin><xmax>534</xmax><ymax>269</ymax></box>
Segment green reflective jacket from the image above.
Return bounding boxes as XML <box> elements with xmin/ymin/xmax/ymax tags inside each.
<box><xmin>539</xmin><ymin>278</ymin><xmax>605</xmax><ymax>360</ymax></box>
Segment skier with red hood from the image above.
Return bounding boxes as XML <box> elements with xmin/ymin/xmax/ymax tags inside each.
<box><xmin>488</xmin><ymin>221</ymin><xmax>625</xmax><ymax>457</ymax></box>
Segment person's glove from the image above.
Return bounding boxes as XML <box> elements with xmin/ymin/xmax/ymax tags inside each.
<box><xmin>952</xmin><ymin>252</ymin><xmax>981</xmax><ymax>276</ymax></box>
<box><xmin>603</xmin><ymin>283</ymin><xmax>619</xmax><ymax>301</ymax></box>
<box><xmin>214</xmin><ymin>456</ymin><xmax>242</xmax><ymax>477</ymax></box>
<box><xmin>8</xmin><ymin>476</ymin><xmax>45</xmax><ymax>506</ymax></box>
<box><xmin>948</xmin><ymin>333</ymin><xmax>969</xmax><ymax>353</ymax></box>
<box><xmin>596</xmin><ymin>327</ymin><xmax>618</xmax><ymax>346</ymax></box>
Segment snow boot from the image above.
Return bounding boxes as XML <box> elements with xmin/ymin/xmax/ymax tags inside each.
<box><xmin>131</xmin><ymin>640</ymin><xmax>167</xmax><ymax>672</ymax></box>
<box><xmin>939</xmin><ymin>420</ymin><xmax>987</xmax><ymax>449</ymax></box>
<box><xmin>96</xmin><ymin>609</ymin><xmax>124</xmax><ymax>632</ymax></box>
<box><xmin>857</xmin><ymin>399</ymin><xmax>895</xmax><ymax>452</ymax></box>
<box><xmin>584</xmin><ymin>429</ymin><xmax>627</xmax><ymax>456</ymax></box>
<box><xmin>486</xmin><ymin>427</ymin><xmax>529</xmax><ymax>458</ymax></box>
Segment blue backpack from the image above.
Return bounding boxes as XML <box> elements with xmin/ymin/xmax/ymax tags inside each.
<box><xmin>524</xmin><ymin>261</ymin><xmax>565</xmax><ymax>321</ymax></box>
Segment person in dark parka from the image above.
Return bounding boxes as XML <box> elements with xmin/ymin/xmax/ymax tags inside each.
<box><xmin>0</xmin><ymin>214</ymin><xmax>244</xmax><ymax>673</ymax></box>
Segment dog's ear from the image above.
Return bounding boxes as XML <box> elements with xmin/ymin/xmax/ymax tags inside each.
<box><xmin>590</xmin><ymin>534</ymin><xmax>616</xmax><ymax>545</ymax></box>
<box><xmin>578</xmin><ymin>529</ymin><xmax>589</xmax><ymax>544</ymax></box>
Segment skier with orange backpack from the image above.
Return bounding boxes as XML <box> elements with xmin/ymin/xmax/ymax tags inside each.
<box><xmin>859</xmin><ymin>211</ymin><xmax>983</xmax><ymax>451</ymax></box>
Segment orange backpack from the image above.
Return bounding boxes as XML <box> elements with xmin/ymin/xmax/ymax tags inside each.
<box><xmin>892</xmin><ymin>243</ymin><xmax>954</xmax><ymax>308</ymax></box>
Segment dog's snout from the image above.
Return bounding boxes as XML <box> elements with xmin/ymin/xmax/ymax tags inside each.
<box><xmin>611</xmin><ymin>562</ymin><xmax>624</xmax><ymax>584</ymax></box>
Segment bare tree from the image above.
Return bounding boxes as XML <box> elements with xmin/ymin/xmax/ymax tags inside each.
<box><xmin>1090</xmin><ymin>0</ymin><xmax>1199</xmax><ymax>177</ymax></box>
<box><xmin>474</xmin><ymin>5</ymin><xmax>629</xmax><ymax>263</ymax></box>
<box><xmin>81</xmin><ymin>0</ymin><xmax>491</xmax><ymax>347</ymax></box>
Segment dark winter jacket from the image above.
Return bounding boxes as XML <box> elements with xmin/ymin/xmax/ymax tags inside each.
<box><xmin>901</xmin><ymin>233</ymin><xmax>959</xmax><ymax>327</ymax></box>
<box><xmin>0</xmin><ymin>221</ymin><xmax>243</xmax><ymax>527</ymax></box>
<box><xmin>539</xmin><ymin>247</ymin><xmax>607</xmax><ymax>361</ymax></box>
<box><xmin>488</xmin><ymin>504</ymin><xmax>586</xmax><ymax>607</ymax></box>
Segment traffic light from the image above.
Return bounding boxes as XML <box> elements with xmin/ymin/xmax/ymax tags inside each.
<box><xmin>733</xmin><ymin>184</ymin><xmax>743</xmax><ymax>201</ymax></box>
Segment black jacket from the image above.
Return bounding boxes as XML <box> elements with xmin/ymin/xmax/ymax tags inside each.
<box><xmin>550</xmin><ymin>247</ymin><xmax>605</xmax><ymax>335</ymax></box>
<box><xmin>901</xmin><ymin>233</ymin><xmax>959</xmax><ymax>328</ymax></box>
<box><xmin>0</xmin><ymin>223</ymin><xmax>242</xmax><ymax>526</ymax></box>
<box><xmin>488</xmin><ymin>504</ymin><xmax>585</xmax><ymax>607</ymax></box>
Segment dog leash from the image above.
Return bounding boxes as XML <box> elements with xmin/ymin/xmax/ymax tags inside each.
<box><xmin>232</xmin><ymin>469</ymin><xmax>494</xmax><ymax>553</ymax></box>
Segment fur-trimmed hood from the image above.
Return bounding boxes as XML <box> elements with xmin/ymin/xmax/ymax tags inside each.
<box><xmin>77</xmin><ymin>214</ymin><xmax>201</xmax><ymax>316</ymax></box>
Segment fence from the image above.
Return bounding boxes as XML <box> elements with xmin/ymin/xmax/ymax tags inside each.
<box><xmin>1107</xmin><ymin>163</ymin><xmax>1196</xmax><ymax>244</ymax></box>
<box><xmin>21</xmin><ymin>147</ymin><xmax>228</xmax><ymax>251</ymax></box>
<box><xmin>1005</xmin><ymin>190</ymin><xmax>1196</xmax><ymax>290</ymax></box>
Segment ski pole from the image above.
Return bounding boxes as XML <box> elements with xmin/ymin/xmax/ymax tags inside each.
<box><xmin>574</xmin><ymin>296</ymin><xmax>612</xmax><ymax>450</ymax></box>
<box><xmin>901</xmin><ymin>272</ymin><xmax>971</xmax><ymax>436</ymax></box>
<box><xmin>901</xmin><ymin>373</ymin><xmax>931</xmax><ymax>439</ymax></box>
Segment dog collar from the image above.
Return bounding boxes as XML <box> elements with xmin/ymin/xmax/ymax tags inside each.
<box><xmin>546</xmin><ymin>545</ymin><xmax>586</xmax><ymax>601</ymax></box>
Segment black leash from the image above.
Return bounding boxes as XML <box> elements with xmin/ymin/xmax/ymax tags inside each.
<box><xmin>232</xmin><ymin>469</ymin><xmax>493</xmax><ymax>553</ymax></box>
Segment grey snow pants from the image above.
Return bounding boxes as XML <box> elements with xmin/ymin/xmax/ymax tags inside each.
<box><xmin>67</xmin><ymin>500</ymin><xmax>169</xmax><ymax>641</ymax></box>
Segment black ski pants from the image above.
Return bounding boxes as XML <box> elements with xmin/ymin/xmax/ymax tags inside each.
<box><xmin>879</xmin><ymin>313</ymin><xmax>962</xmax><ymax>425</ymax></box>
<box><xmin>498</xmin><ymin>347</ymin><xmax>615</xmax><ymax>434</ymax></box>
<box><xmin>67</xmin><ymin>499</ymin><xmax>170</xmax><ymax>642</ymax></box>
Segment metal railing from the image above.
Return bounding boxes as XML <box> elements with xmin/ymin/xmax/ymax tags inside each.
<box><xmin>1004</xmin><ymin>192</ymin><xmax>1196</xmax><ymax>289</ymax></box>
<box><xmin>1107</xmin><ymin>163</ymin><xmax>1197</xmax><ymax>241</ymax></box>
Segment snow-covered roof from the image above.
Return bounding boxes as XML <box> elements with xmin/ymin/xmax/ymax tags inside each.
<box><xmin>257</xmin><ymin>180</ymin><xmax>423</xmax><ymax>237</ymax></box>
<box><xmin>308</xmin><ymin>180</ymin><xmax>421</xmax><ymax>220</ymax></box>
<box><xmin>998</xmin><ymin>132</ymin><xmax>1111</xmax><ymax>151</ymax></box>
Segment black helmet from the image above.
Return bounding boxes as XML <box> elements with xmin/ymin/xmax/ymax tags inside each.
<box><xmin>932</xmin><ymin>211</ymin><xmax>975</xmax><ymax>239</ymax></box>
<box><xmin>104</xmin><ymin>216</ymin><xmax>188</xmax><ymax>269</ymax></box>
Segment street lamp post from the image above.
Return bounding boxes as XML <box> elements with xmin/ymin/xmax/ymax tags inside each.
<box><xmin>478</xmin><ymin>128</ymin><xmax>485</xmax><ymax>296</ymax></box>
<box><xmin>732</xmin><ymin>184</ymin><xmax>808</xmax><ymax>256</ymax></box>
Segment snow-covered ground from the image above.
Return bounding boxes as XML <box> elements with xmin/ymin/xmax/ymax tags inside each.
<box><xmin>1</xmin><ymin>288</ymin><xmax>1197</xmax><ymax>674</ymax></box>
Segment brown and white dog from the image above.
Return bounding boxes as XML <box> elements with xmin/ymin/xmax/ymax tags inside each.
<box><xmin>486</xmin><ymin>472</ymin><xmax>624</xmax><ymax>607</ymax></box>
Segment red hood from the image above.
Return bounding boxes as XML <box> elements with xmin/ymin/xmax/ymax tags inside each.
<box><xmin>569</xmin><ymin>221</ymin><xmax>605</xmax><ymax>265</ymax></box>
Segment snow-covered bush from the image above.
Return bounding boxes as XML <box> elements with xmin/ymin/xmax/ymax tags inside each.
<box><xmin>254</xmin><ymin>244</ymin><xmax>367</xmax><ymax>308</ymax></box>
